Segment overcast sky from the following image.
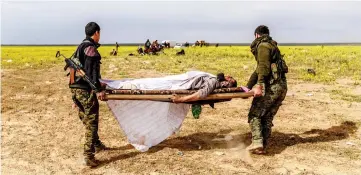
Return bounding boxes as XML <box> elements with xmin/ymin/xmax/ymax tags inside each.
<box><xmin>1</xmin><ymin>1</ymin><xmax>361</xmax><ymax>44</ymax></box>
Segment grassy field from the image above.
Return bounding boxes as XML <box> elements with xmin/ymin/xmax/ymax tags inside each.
<box><xmin>1</xmin><ymin>45</ymin><xmax>361</xmax><ymax>174</ymax></box>
<box><xmin>2</xmin><ymin>45</ymin><xmax>361</xmax><ymax>84</ymax></box>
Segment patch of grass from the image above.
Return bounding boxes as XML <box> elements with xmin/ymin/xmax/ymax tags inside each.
<box><xmin>330</xmin><ymin>89</ymin><xmax>361</xmax><ymax>102</ymax></box>
<box><xmin>2</xmin><ymin>45</ymin><xmax>361</xmax><ymax>84</ymax></box>
<box><xmin>1</xmin><ymin>46</ymin><xmax>76</xmax><ymax>68</ymax></box>
<box><xmin>1</xmin><ymin>45</ymin><xmax>137</xmax><ymax>68</ymax></box>
<box><xmin>283</xmin><ymin>46</ymin><xmax>361</xmax><ymax>83</ymax></box>
<box><xmin>340</xmin><ymin>148</ymin><xmax>361</xmax><ymax>160</ymax></box>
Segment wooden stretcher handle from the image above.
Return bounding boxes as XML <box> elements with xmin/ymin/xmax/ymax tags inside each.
<box><xmin>104</xmin><ymin>91</ymin><xmax>254</xmax><ymax>102</ymax></box>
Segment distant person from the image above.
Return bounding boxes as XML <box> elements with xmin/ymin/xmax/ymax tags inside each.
<box><xmin>200</xmin><ymin>40</ymin><xmax>205</xmax><ymax>47</ymax></box>
<box><xmin>152</xmin><ymin>40</ymin><xmax>158</xmax><ymax>47</ymax></box>
<box><xmin>176</xmin><ymin>49</ymin><xmax>185</xmax><ymax>55</ymax></box>
<box><xmin>145</xmin><ymin>39</ymin><xmax>151</xmax><ymax>50</ymax></box>
<box><xmin>246</xmin><ymin>25</ymin><xmax>288</xmax><ymax>154</ymax></box>
<box><xmin>137</xmin><ymin>45</ymin><xmax>144</xmax><ymax>55</ymax></box>
<box><xmin>195</xmin><ymin>40</ymin><xmax>200</xmax><ymax>46</ymax></box>
<box><xmin>151</xmin><ymin>40</ymin><xmax>161</xmax><ymax>52</ymax></box>
<box><xmin>69</xmin><ymin>22</ymin><xmax>108</xmax><ymax>167</ymax></box>
<box><xmin>215</xmin><ymin>43</ymin><xmax>219</xmax><ymax>47</ymax></box>
<box><xmin>110</xmin><ymin>49</ymin><xmax>117</xmax><ymax>56</ymax></box>
<box><xmin>115</xmin><ymin>42</ymin><xmax>119</xmax><ymax>54</ymax></box>
<box><xmin>161</xmin><ymin>40</ymin><xmax>167</xmax><ymax>48</ymax></box>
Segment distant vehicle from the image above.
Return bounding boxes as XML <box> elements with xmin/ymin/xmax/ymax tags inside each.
<box><xmin>174</xmin><ymin>43</ymin><xmax>185</xmax><ymax>49</ymax></box>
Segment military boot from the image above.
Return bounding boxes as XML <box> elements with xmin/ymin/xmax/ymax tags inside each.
<box><xmin>246</xmin><ymin>140</ymin><xmax>266</xmax><ymax>154</ymax></box>
<box><xmin>95</xmin><ymin>141</ymin><xmax>108</xmax><ymax>152</ymax></box>
<box><xmin>84</xmin><ymin>157</ymin><xmax>100</xmax><ymax>167</ymax></box>
<box><xmin>248</xmin><ymin>118</ymin><xmax>266</xmax><ymax>154</ymax></box>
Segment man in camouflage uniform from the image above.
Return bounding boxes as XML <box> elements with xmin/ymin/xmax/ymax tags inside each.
<box><xmin>246</xmin><ymin>25</ymin><xmax>288</xmax><ymax>154</ymax></box>
<box><xmin>69</xmin><ymin>22</ymin><xmax>108</xmax><ymax>167</ymax></box>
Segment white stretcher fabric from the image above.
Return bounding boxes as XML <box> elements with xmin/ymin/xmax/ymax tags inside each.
<box><xmin>100</xmin><ymin>71</ymin><xmax>216</xmax><ymax>152</ymax></box>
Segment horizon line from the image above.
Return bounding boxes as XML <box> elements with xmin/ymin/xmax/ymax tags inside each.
<box><xmin>2</xmin><ymin>42</ymin><xmax>361</xmax><ymax>46</ymax></box>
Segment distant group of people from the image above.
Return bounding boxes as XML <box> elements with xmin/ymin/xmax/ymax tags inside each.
<box><xmin>139</xmin><ymin>39</ymin><xmax>164</xmax><ymax>55</ymax></box>
<box><xmin>194</xmin><ymin>40</ymin><xmax>209</xmax><ymax>47</ymax></box>
<box><xmin>110</xmin><ymin>40</ymin><xmax>218</xmax><ymax>57</ymax></box>
<box><xmin>162</xmin><ymin>40</ymin><xmax>171</xmax><ymax>48</ymax></box>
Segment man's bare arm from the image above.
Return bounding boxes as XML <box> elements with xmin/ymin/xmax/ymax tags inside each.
<box><xmin>172</xmin><ymin>92</ymin><xmax>201</xmax><ymax>103</ymax></box>
<box><xmin>172</xmin><ymin>78</ymin><xmax>217</xmax><ymax>103</ymax></box>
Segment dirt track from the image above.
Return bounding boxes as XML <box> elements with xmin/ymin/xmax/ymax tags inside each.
<box><xmin>1</xmin><ymin>67</ymin><xmax>361</xmax><ymax>175</ymax></box>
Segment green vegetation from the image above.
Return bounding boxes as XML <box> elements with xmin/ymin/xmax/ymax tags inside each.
<box><xmin>330</xmin><ymin>89</ymin><xmax>361</xmax><ymax>102</ymax></box>
<box><xmin>1</xmin><ymin>45</ymin><xmax>360</xmax><ymax>84</ymax></box>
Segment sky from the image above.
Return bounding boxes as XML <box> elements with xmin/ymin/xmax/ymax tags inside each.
<box><xmin>1</xmin><ymin>0</ymin><xmax>361</xmax><ymax>44</ymax></box>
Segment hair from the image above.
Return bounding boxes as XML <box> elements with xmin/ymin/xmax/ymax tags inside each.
<box><xmin>217</xmin><ymin>73</ymin><xmax>238</xmax><ymax>88</ymax></box>
<box><xmin>85</xmin><ymin>22</ymin><xmax>101</xmax><ymax>37</ymax></box>
<box><xmin>217</xmin><ymin>73</ymin><xmax>226</xmax><ymax>81</ymax></box>
<box><xmin>254</xmin><ymin>25</ymin><xmax>270</xmax><ymax>36</ymax></box>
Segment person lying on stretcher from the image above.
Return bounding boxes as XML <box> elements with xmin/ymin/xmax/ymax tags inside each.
<box><xmin>171</xmin><ymin>73</ymin><xmax>241</xmax><ymax>103</ymax></box>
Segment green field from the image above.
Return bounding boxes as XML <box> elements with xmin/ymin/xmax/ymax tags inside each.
<box><xmin>2</xmin><ymin>45</ymin><xmax>361</xmax><ymax>174</ymax></box>
<box><xmin>1</xmin><ymin>46</ymin><xmax>360</xmax><ymax>85</ymax></box>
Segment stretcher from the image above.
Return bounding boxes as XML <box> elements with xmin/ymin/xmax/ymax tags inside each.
<box><xmin>105</xmin><ymin>87</ymin><xmax>254</xmax><ymax>103</ymax></box>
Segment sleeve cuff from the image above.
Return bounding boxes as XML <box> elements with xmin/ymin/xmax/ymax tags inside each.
<box><xmin>92</xmin><ymin>84</ymin><xmax>102</xmax><ymax>93</ymax></box>
<box><xmin>257</xmin><ymin>78</ymin><xmax>265</xmax><ymax>84</ymax></box>
<box><xmin>198</xmin><ymin>90</ymin><xmax>207</xmax><ymax>98</ymax></box>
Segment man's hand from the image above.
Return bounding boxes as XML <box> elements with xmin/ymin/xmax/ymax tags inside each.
<box><xmin>253</xmin><ymin>85</ymin><xmax>263</xmax><ymax>97</ymax></box>
<box><xmin>100</xmin><ymin>82</ymin><xmax>107</xmax><ymax>89</ymax></box>
<box><xmin>72</xmin><ymin>103</ymin><xmax>78</xmax><ymax>110</ymax></box>
<box><xmin>96</xmin><ymin>91</ymin><xmax>107</xmax><ymax>101</ymax></box>
<box><xmin>171</xmin><ymin>94</ymin><xmax>184</xmax><ymax>103</ymax></box>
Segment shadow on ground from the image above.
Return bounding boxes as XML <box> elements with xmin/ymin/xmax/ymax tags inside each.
<box><xmin>98</xmin><ymin>121</ymin><xmax>358</xmax><ymax>167</ymax></box>
<box><xmin>150</xmin><ymin>121</ymin><xmax>358</xmax><ymax>155</ymax></box>
<box><xmin>266</xmin><ymin>121</ymin><xmax>358</xmax><ymax>155</ymax></box>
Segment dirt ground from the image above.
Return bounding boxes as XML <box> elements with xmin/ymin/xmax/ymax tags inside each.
<box><xmin>1</xmin><ymin>66</ymin><xmax>361</xmax><ymax>175</ymax></box>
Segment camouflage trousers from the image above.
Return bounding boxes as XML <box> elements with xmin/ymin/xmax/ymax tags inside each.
<box><xmin>71</xmin><ymin>89</ymin><xmax>101</xmax><ymax>158</ymax></box>
<box><xmin>248</xmin><ymin>79</ymin><xmax>287</xmax><ymax>148</ymax></box>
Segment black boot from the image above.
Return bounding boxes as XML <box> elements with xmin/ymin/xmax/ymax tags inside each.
<box><xmin>95</xmin><ymin>141</ymin><xmax>109</xmax><ymax>152</ymax></box>
<box><xmin>84</xmin><ymin>156</ymin><xmax>100</xmax><ymax>167</ymax></box>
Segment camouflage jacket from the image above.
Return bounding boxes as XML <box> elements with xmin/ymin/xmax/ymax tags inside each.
<box><xmin>247</xmin><ymin>35</ymin><xmax>279</xmax><ymax>89</ymax></box>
